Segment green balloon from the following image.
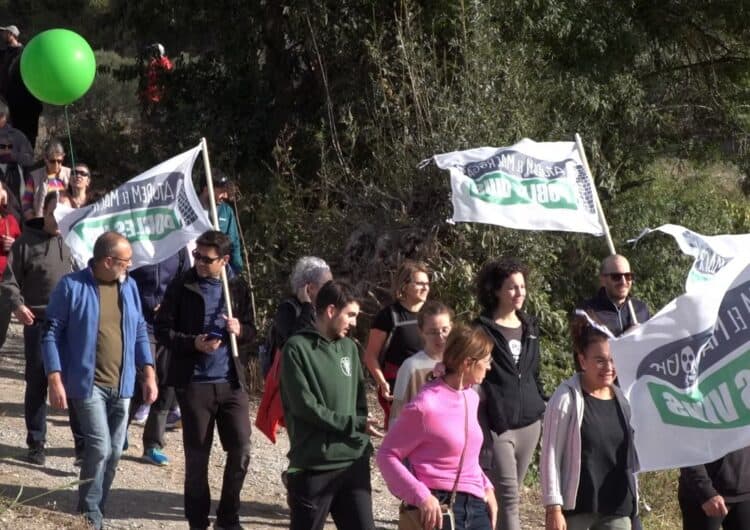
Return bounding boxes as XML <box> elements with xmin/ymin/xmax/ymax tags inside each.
<box><xmin>20</xmin><ymin>29</ymin><xmax>96</xmax><ymax>106</ymax></box>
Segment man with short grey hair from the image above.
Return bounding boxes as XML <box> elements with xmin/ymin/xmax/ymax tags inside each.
<box><xmin>42</xmin><ymin>231</ymin><xmax>157</xmax><ymax>530</ymax></box>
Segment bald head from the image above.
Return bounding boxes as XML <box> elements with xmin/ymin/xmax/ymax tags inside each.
<box><xmin>93</xmin><ymin>231</ymin><xmax>130</xmax><ymax>262</ymax></box>
<box><xmin>599</xmin><ymin>254</ymin><xmax>634</xmax><ymax>305</ymax></box>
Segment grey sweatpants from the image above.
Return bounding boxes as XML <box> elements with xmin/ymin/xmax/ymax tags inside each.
<box><xmin>485</xmin><ymin>420</ymin><xmax>541</xmax><ymax>530</ymax></box>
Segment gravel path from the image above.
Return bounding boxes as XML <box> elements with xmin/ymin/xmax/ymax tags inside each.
<box><xmin>0</xmin><ymin>321</ymin><xmax>543</xmax><ymax>529</ymax></box>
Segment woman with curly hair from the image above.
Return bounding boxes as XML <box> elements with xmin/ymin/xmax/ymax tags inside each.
<box><xmin>474</xmin><ymin>257</ymin><xmax>546</xmax><ymax>530</ymax></box>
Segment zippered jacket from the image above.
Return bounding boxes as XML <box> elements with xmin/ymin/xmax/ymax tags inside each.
<box><xmin>41</xmin><ymin>263</ymin><xmax>153</xmax><ymax>399</ymax></box>
<box><xmin>475</xmin><ymin>311</ymin><xmax>546</xmax><ymax>435</ymax></box>
<box><xmin>154</xmin><ymin>267</ymin><xmax>255</xmax><ymax>390</ymax></box>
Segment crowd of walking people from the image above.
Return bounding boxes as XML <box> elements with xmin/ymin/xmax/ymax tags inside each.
<box><xmin>0</xmin><ymin>23</ymin><xmax>748</xmax><ymax>530</ymax></box>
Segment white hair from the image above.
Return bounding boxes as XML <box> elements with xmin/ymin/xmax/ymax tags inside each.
<box><xmin>290</xmin><ymin>256</ymin><xmax>331</xmax><ymax>292</ymax></box>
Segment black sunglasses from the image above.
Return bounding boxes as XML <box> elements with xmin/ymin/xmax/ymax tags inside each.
<box><xmin>74</xmin><ymin>169</ymin><xmax>90</xmax><ymax>177</ymax></box>
<box><xmin>192</xmin><ymin>249</ymin><xmax>222</xmax><ymax>265</ymax></box>
<box><xmin>605</xmin><ymin>272</ymin><xmax>634</xmax><ymax>282</ymax></box>
<box><xmin>0</xmin><ymin>143</ymin><xmax>13</xmax><ymax>149</ymax></box>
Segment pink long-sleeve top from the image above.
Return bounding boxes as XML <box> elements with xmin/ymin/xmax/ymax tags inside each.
<box><xmin>376</xmin><ymin>378</ymin><xmax>493</xmax><ymax>507</ymax></box>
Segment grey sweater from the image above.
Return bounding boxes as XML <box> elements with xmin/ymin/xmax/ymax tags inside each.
<box><xmin>540</xmin><ymin>373</ymin><xmax>639</xmax><ymax>511</ymax></box>
<box><xmin>1</xmin><ymin>218</ymin><xmax>74</xmax><ymax>319</ymax></box>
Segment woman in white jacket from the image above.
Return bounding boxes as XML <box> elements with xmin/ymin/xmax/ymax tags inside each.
<box><xmin>541</xmin><ymin>311</ymin><xmax>638</xmax><ymax>530</ymax></box>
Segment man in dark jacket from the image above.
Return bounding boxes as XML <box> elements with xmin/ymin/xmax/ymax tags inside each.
<box><xmin>0</xmin><ymin>192</ymin><xmax>82</xmax><ymax>465</ymax></box>
<box><xmin>580</xmin><ymin>254</ymin><xmax>650</xmax><ymax>337</ymax></box>
<box><xmin>678</xmin><ymin>446</ymin><xmax>750</xmax><ymax>529</ymax></box>
<box><xmin>280</xmin><ymin>279</ymin><xmax>381</xmax><ymax>530</ymax></box>
<box><xmin>154</xmin><ymin>230</ymin><xmax>255</xmax><ymax>530</ymax></box>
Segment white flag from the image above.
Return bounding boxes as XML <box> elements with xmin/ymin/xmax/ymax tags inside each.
<box><xmin>630</xmin><ymin>224</ymin><xmax>750</xmax><ymax>293</ymax></box>
<box><xmin>425</xmin><ymin>139</ymin><xmax>604</xmax><ymax>235</ymax></box>
<box><xmin>611</xmin><ymin>254</ymin><xmax>750</xmax><ymax>471</ymax></box>
<box><xmin>57</xmin><ymin>144</ymin><xmax>212</xmax><ymax>269</ymax></box>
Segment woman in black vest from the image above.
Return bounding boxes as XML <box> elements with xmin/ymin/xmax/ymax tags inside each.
<box><xmin>474</xmin><ymin>257</ymin><xmax>546</xmax><ymax>530</ymax></box>
<box><xmin>364</xmin><ymin>259</ymin><xmax>430</xmax><ymax>428</ymax></box>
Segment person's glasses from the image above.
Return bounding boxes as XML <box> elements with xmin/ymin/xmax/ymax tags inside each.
<box><xmin>605</xmin><ymin>272</ymin><xmax>634</xmax><ymax>282</ymax></box>
<box><xmin>0</xmin><ymin>143</ymin><xmax>13</xmax><ymax>149</ymax></box>
<box><xmin>74</xmin><ymin>169</ymin><xmax>90</xmax><ymax>177</ymax></box>
<box><xmin>411</xmin><ymin>281</ymin><xmax>430</xmax><ymax>288</ymax></box>
<box><xmin>424</xmin><ymin>326</ymin><xmax>452</xmax><ymax>337</ymax></box>
<box><xmin>46</xmin><ymin>158</ymin><xmax>64</xmax><ymax>165</ymax></box>
<box><xmin>108</xmin><ymin>255</ymin><xmax>132</xmax><ymax>266</ymax></box>
<box><xmin>192</xmin><ymin>250</ymin><xmax>222</xmax><ymax>265</ymax></box>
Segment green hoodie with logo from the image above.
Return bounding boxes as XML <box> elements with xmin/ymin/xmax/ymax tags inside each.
<box><xmin>280</xmin><ymin>327</ymin><xmax>371</xmax><ymax>471</ymax></box>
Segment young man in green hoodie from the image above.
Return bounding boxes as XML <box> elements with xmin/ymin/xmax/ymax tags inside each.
<box><xmin>280</xmin><ymin>279</ymin><xmax>382</xmax><ymax>530</ymax></box>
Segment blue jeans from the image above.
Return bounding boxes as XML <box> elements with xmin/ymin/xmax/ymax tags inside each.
<box><xmin>434</xmin><ymin>491</ymin><xmax>492</xmax><ymax>530</ymax></box>
<box><xmin>70</xmin><ymin>385</ymin><xmax>130</xmax><ymax>530</ymax></box>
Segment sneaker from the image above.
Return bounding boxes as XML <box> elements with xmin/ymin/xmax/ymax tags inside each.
<box><xmin>26</xmin><ymin>445</ymin><xmax>45</xmax><ymax>466</ymax></box>
<box><xmin>132</xmin><ymin>404</ymin><xmax>150</xmax><ymax>425</ymax></box>
<box><xmin>142</xmin><ymin>447</ymin><xmax>169</xmax><ymax>466</ymax></box>
<box><xmin>166</xmin><ymin>409</ymin><xmax>182</xmax><ymax>430</ymax></box>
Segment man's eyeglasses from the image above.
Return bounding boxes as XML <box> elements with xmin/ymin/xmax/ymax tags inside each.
<box><xmin>46</xmin><ymin>158</ymin><xmax>64</xmax><ymax>165</ymax></box>
<box><xmin>108</xmin><ymin>255</ymin><xmax>132</xmax><ymax>266</ymax></box>
<box><xmin>192</xmin><ymin>250</ymin><xmax>222</xmax><ymax>265</ymax></box>
<box><xmin>604</xmin><ymin>272</ymin><xmax>634</xmax><ymax>282</ymax></box>
<box><xmin>0</xmin><ymin>143</ymin><xmax>13</xmax><ymax>149</ymax></box>
<box><xmin>74</xmin><ymin>169</ymin><xmax>90</xmax><ymax>177</ymax></box>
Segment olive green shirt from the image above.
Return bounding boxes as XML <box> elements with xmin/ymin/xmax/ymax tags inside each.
<box><xmin>94</xmin><ymin>279</ymin><xmax>123</xmax><ymax>389</ymax></box>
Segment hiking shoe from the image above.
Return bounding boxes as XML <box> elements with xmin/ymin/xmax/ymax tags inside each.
<box><xmin>165</xmin><ymin>408</ymin><xmax>182</xmax><ymax>430</ymax></box>
<box><xmin>26</xmin><ymin>445</ymin><xmax>46</xmax><ymax>465</ymax></box>
<box><xmin>132</xmin><ymin>404</ymin><xmax>150</xmax><ymax>425</ymax></box>
<box><xmin>142</xmin><ymin>447</ymin><xmax>169</xmax><ymax>466</ymax></box>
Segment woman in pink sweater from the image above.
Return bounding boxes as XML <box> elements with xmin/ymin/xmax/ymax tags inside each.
<box><xmin>377</xmin><ymin>324</ymin><xmax>498</xmax><ymax>530</ymax></box>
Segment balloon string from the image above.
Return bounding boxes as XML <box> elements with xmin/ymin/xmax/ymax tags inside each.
<box><xmin>64</xmin><ymin>105</ymin><xmax>76</xmax><ymax>170</ymax></box>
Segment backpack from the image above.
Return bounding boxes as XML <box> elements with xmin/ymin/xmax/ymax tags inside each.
<box><xmin>377</xmin><ymin>305</ymin><xmax>418</xmax><ymax>368</ymax></box>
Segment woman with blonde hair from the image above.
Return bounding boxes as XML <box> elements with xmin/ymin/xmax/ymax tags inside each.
<box><xmin>377</xmin><ymin>324</ymin><xmax>498</xmax><ymax>530</ymax></box>
<box><xmin>364</xmin><ymin>259</ymin><xmax>430</xmax><ymax>427</ymax></box>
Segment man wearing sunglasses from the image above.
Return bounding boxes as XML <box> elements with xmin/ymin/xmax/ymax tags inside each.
<box><xmin>154</xmin><ymin>230</ymin><xmax>255</xmax><ymax>530</ymax></box>
<box><xmin>580</xmin><ymin>254</ymin><xmax>650</xmax><ymax>337</ymax></box>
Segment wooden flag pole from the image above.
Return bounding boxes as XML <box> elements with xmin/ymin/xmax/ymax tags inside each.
<box><xmin>200</xmin><ymin>136</ymin><xmax>240</xmax><ymax>358</ymax></box>
<box><xmin>575</xmin><ymin>133</ymin><xmax>638</xmax><ymax>325</ymax></box>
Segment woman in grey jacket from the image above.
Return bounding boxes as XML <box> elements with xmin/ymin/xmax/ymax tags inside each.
<box><xmin>541</xmin><ymin>311</ymin><xmax>638</xmax><ymax>530</ymax></box>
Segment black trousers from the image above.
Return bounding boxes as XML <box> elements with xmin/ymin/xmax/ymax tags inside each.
<box><xmin>176</xmin><ymin>381</ymin><xmax>251</xmax><ymax>529</ymax></box>
<box><xmin>23</xmin><ymin>321</ymin><xmax>83</xmax><ymax>455</ymax></box>
<box><xmin>680</xmin><ymin>493</ymin><xmax>750</xmax><ymax>530</ymax></box>
<box><xmin>287</xmin><ymin>454</ymin><xmax>375</xmax><ymax>530</ymax></box>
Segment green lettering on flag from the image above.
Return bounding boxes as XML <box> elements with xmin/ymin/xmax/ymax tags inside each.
<box><xmin>72</xmin><ymin>207</ymin><xmax>182</xmax><ymax>249</ymax></box>
<box><xmin>467</xmin><ymin>171</ymin><xmax>578</xmax><ymax>210</ymax></box>
<box><xmin>647</xmin><ymin>350</ymin><xmax>750</xmax><ymax>429</ymax></box>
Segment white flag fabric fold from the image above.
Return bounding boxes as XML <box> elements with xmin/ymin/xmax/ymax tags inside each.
<box><xmin>611</xmin><ymin>253</ymin><xmax>750</xmax><ymax>472</ymax></box>
<box><xmin>630</xmin><ymin>224</ymin><xmax>750</xmax><ymax>293</ymax></box>
<box><xmin>426</xmin><ymin>139</ymin><xmax>605</xmax><ymax>235</ymax></box>
<box><xmin>57</xmin><ymin>144</ymin><xmax>211</xmax><ymax>269</ymax></box>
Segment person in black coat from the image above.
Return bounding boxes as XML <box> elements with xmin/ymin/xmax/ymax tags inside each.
<box><xmin>580</xmin><ymin>254</ymin><xmax>650</xmax><ymax>337</ymax></box>
<box><xmin>679</xmin><ymin>446</ymin><xmax>750</xmax><ymax>530</ymax></box>
<box><xmin>474</xmin><ymin>257</ymin><xmax>546</xmax><ymax>530</ymax></box>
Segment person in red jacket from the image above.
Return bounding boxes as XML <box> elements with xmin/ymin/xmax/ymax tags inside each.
<box><xmin>139</xmin><ymin>43</ymin><xmax>173</xmax><ymax>111</ymax></box>
<box><xmin>0</xmin><ymin>179</ymin><xmax>20</xmax><ymax>348</ymax></box>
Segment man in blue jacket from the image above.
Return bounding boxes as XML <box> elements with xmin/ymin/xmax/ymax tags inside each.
<box><xmin>42</xmin><ymin>231</ymin><xmax>157</xmax><ymax>530</ymax></box>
